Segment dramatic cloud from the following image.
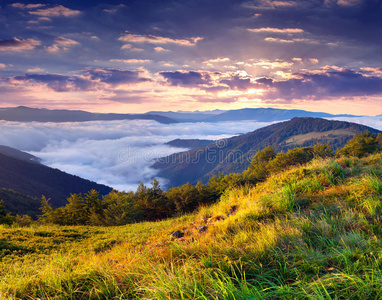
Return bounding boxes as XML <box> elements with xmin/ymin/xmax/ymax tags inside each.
<box><xmin>0</xmin><ymin>0</ymin><xmax>381</xmax><ymax>114</ymax></box>
<box><xmin>0</xmin><ymin>119</ymin><xmax>275</xmax><ymax>190</ymax></box>
<box><xmin>0</xmin><ymin>38</ymin><xmax>41</xmax><ymax>52</ymax></box>
<box><xmin>119</xmin><ymin>33</ymin><xmax>203</xmax><ymax>46</ymax></box>
<box><xmin>157</xmin><ymin>67</ymin><xmax>382</xmax><ymax>102</ymax></box>
<box><xmin>29</xmin><ymin>5</ymin><xmax>81</xmax><ymax>17</ymax></box>
<box><xmin>256</xmin><ymin>69</ymin><xmax>382</xmax><ymax>100</ymax></box>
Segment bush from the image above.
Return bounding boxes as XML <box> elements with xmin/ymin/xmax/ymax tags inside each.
<box><xmin>267</xmin><ymin>147</ymin><xmax>314</xmax><ymax>174</ymax></box>
<box><xmin>248</xmin><ymin>146</ymin><xmax>276</xmax><ymax>181</ymax></box>
<box><xmin>337</xmin><ymin>131</ymin><xmax>381</xmax><ymax>158</ymax></box>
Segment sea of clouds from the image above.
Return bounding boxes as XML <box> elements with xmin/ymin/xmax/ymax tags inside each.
<box><xmin>0</xmin><ymin>116</ymin><xmax>381</xmax><ymax>192</ymax></box>
<box><xmin>0</xmin><ymin>119</ymin><xmax>274</xmax><ymax>191</ymax></box>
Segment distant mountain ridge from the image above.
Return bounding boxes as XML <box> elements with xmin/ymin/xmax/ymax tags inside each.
<box><xmin>147</xmin><ymin>108</ymin><xmax>361</xmax><ymax>123</ymax></box>
<box><xmin>154</xmin><ymin>117</ymin><xmax>381</xmax><ymax>187</ymax></box>
<box><xmin>0</xmin><ymin>106</ymin><xmax>177</xmax><ymax>124</ymax></box>
<box><xmin>204</xmin><ymin>108</ymin><xmax>359</xmax><ymax>122</ymax></box>
<box><xmin>0</xmin><ymin>106</ymin><xmax>365</xmax><ymax>124</ymax></box>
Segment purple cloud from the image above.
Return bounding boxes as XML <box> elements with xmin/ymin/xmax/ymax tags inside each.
<box><xmin>8</xmin><ymin>68</ymin><xmax>152</xmax><ymax>92</ymax></box>
<box><xmin>159</xmin><ymin>71</ymin><xmax>212</xmax><ymax>86</ymax></box>
<box><xmin>260</xmin><ymin>69</ymin><xmax>382</xmax><ymax>100</ymax></box>
<box><xmin>87</xmin><ymin>69</ymin><xmax>152</xmax><ymax>85</ymax></box>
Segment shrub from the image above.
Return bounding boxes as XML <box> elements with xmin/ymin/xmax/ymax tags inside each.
<box><xmin>337</xmin><ymin>131</ymin><xmax>381</xmax><ymax>158</ymax></box>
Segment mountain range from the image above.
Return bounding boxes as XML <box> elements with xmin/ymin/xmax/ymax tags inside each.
<box><xmin>154</xmin><ymin>117</ymin><xmax>382</xmax><ymax>187</ymax></box>
<box><xmin>0</xmin><ymin>106</ymin><xmax>368</xmax><ymax>124</ymax></box>
<box><xmin>147</xmin><ymin>107</ymin><xmax>362</xmax><ymax>123</ymax></box>
<box><xmin>0</xmin><ymin>106</ymin><xmax>176</xmax><ymax>124</ymax></box>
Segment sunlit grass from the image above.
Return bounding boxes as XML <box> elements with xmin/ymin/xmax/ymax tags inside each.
<box><xmin>2</xmin><ymin>153</ymin><xmax>382</xmax><ymax>298</ymax></box>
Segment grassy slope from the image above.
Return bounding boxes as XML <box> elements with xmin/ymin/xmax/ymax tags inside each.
<box><xmin>2</xmin><ymin>153</ymin><xmax>382</xmax><ymax>299</ymax></box>
<box><xmin>283</xmin><ymin>128</ymin><xmax>355</xmax><ymax>147</ymax></box>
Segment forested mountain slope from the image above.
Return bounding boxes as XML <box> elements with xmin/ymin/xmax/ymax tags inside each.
<box><xmin>0</xmin><ymin>152</ymin><xmax>112</xmax><ymax>207</ymax></box>
<box><xmin>154</xmin><ymin>117</ymin><xmax>381</xmax><ymax>187</ymax></box>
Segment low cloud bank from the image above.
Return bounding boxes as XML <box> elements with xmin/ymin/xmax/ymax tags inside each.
<box><xmin>0</xmin><ymin>119</ymin><xmax>272</xmax><ymax>191</ymax></box>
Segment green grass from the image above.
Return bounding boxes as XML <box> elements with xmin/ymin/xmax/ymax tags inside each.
<box><xmin>2</xmin><ymin>153</ymin><xmax>382</xmax><ymax>299</ymax></box>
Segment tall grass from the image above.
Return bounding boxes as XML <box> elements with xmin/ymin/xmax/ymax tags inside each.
<box><xmin>3</xmin><ymin>154</ymin><xmax>382</xmax><ymax>299</ymax></box>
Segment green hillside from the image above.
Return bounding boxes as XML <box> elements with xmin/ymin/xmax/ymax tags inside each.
<box><xmin>154</xmin><ymin>117</ymin><xmax>381</xmax><ymax>187</ymax></box>
<box><xmin>1</xmin><ymin>134</ymin><xmax>382</xmax><ymax>299</ymax></box>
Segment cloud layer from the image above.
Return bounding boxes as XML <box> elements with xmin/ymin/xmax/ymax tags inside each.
<box><xmin>0</xmin><ymin>119</ymin><xmax>274</xmax><ymax>191</ymax></box>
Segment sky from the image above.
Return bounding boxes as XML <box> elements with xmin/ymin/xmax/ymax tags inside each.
<box><xmin>0</xmin><ymin>0</ymin><xmax>382</xmax><ymax>115</ymax></box>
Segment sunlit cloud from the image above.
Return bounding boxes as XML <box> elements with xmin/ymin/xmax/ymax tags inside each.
<box><xmin>120</xmin><ymin>44</ymin><xmax>144</xmax><ymax>52</ymax></box>
<box><xmin>0</xmin><ymin>38</ymin><xmax>41</xmax><ymax>52</ymax></box>
<box><xmin>119</xmin><ymin>33</ymin><xmax>203</xmax><ymax>46</ymax></box>
<box><xmin>29</xmin><ymin>5</ymin><xmax>81</xmax><ymax>17</ymax></box>
<box><xmin>309</xmin><ymin>58</ymin><xmax>319</xmax><ymax>64</ymax></box>
<box><xmin>264</xmin><ymin>37</ymin><xmax>294</xmax><ymax>43</ymax></box>
<box><xmin>27</xmin><ymin>67</ymin><xmax>44</xmax><ymax>73</ymax></box>
<box><xmin>45</xmin><ymin>37</ymin><xmax>79</xmax><ymax>53</ymax></box>
<box><xmin>361</xmin><ymin>67</ymin><xmax>382</xmax><ymax>75</ymax></box>
<box><xmin>252</xmin><ymin>59</ymin><xmax>293</xmax><ymax>69</ymax></box>
<box><xmin>110</xmin><ymin>59</ymin><xmax>152</xmax><ymax>64</ymax></box>
<box><xmin>203</xmin><ymin>57</ymin><xmax>231</xmax><ymax>64</ymax></box>
<box><xmin>248</xmin><ymin>27</ymin><xmax>304</xmax><ymax>33</ymax></box>
<box><xmin>154</xmin><ymin>47</ymin><xmax>170</xmax><ymax>52</ymax></box>
<box><xmin>11</xmin><ymin>3</ymin><xmax>46</xmax><ymax>9</ymax></box>
<box><xmin>325</xmin><ymin>0</ymin><xmax>364</xmax><ymax>6</ymax></box>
